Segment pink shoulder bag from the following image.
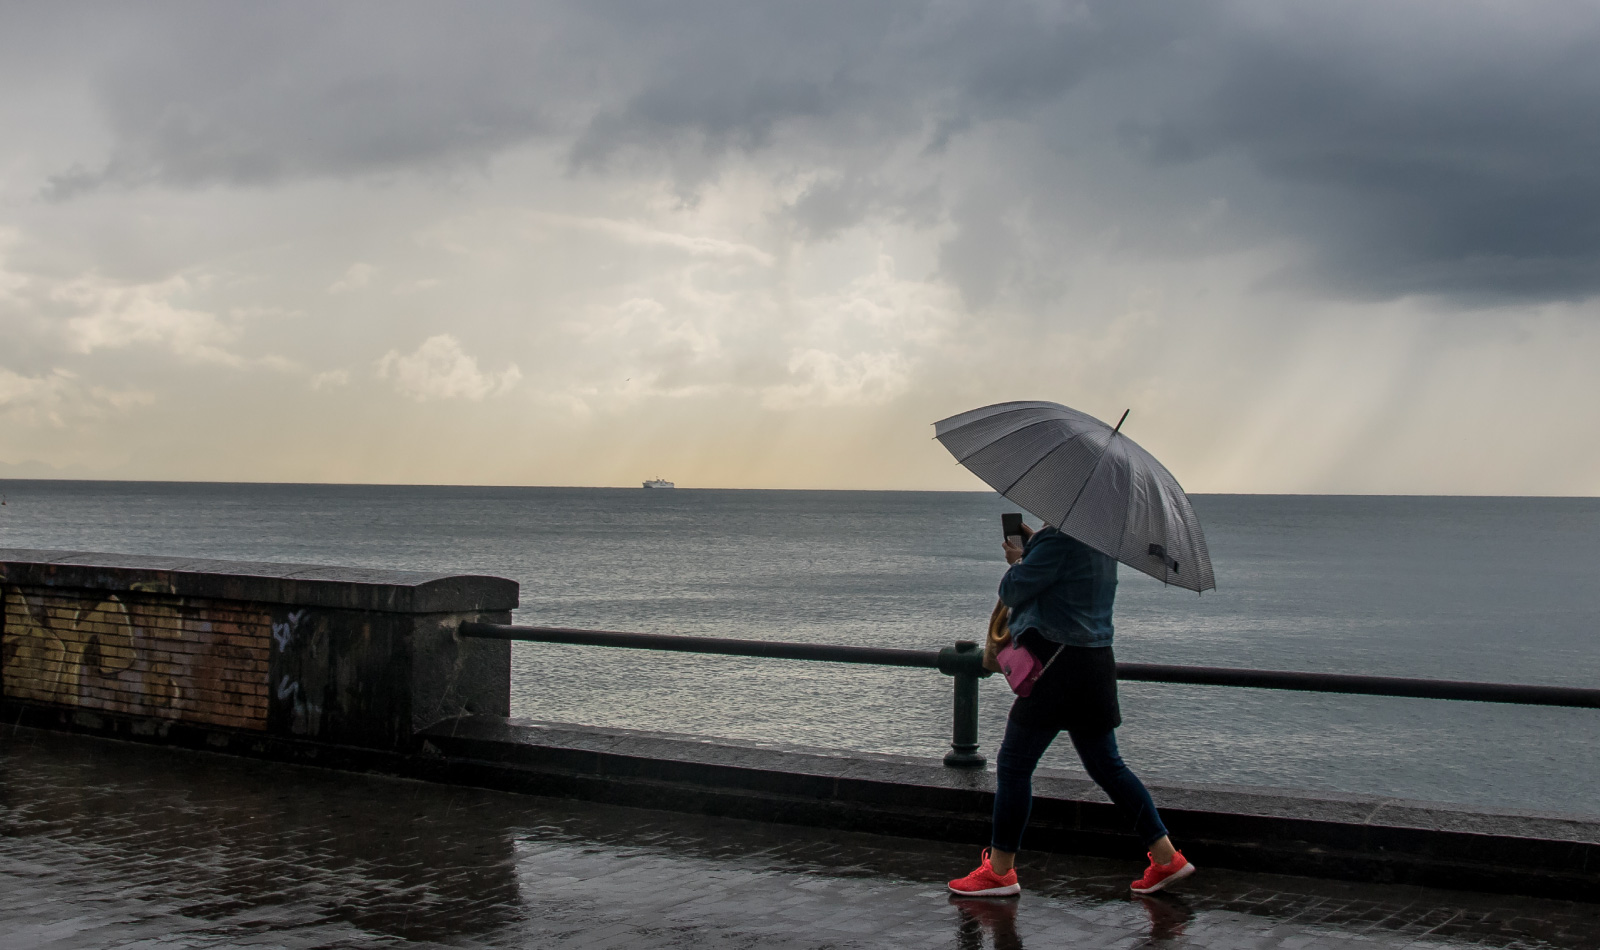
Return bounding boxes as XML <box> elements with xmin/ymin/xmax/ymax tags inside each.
<box><xmin>995</xmin><ymin>637</ymin><xmax>1064</xmax><ymax>698</ymax></box>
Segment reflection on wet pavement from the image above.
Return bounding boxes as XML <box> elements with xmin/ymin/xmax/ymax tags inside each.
<box><xmin>3</xmin><ymin>727</ymin><xmax>1597</xmax><ymax>949</ymax></box>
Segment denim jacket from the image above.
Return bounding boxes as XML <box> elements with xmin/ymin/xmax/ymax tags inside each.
<box><xmin>998</xmin><ymin>526</ymin><xmax>1117</xmax><ymax>648</ymax></box>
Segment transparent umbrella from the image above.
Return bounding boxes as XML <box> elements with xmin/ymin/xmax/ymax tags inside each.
<box><xmin>934</xmin><ymin>400</ymin><xmax>1215</xmax><ymax>592</ymax></box>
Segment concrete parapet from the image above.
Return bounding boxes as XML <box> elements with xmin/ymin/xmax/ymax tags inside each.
<box><xmin>0</xmin><ymin>549</ymin><xmax>515</xmax><ymax>750</ymax></box>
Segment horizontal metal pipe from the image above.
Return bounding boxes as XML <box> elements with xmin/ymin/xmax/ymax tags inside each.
<box><xmin>1116</xmin><ymin>662</ymin><xmax>1600</xmax><ymax>709</ymax></box>
<box><xmin>460</xmin><ymin>623</ymin><xmax>1600</xmax><ymax>709</ymax></box>
<box><xmin>459</xmin><ymin>622</ymin><xmax>941</xmax><ymax>668</ymax></box>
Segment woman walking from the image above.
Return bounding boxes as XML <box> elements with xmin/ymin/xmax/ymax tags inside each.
<box><xmin>947</xmin><ymin>521</ymin><xmax>1195</xmax><ymax>897</ymax></box>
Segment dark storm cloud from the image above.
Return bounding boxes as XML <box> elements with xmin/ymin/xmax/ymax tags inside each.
<box><xmin>24</xmin><ymin>1</ymin><xmax>1188</xmax><ymax>188</ymax></box>
<box><xmin>565</xmin><ymin>2</ymin><xmax>898</xmax><ymax>169</ymax></box>
<box><xmin>36</xmin><ymin>4</ymin><xmax>565</xmax><ymax>195</ymax></box>
<box><xmin>1141</xmin><ymin>3</ymin><xmax>1600</xmax><ymax>302</ymax></box>
<box><xmin>17</xmin><ymin>0</ymin><xmax>1600</xmax><ymax>302</ymax></box>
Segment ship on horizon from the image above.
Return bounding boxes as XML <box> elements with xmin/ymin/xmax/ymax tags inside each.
<box><xmin>642</xmin><ymin>477</ymin><xmax>675</xmax><ymax>489</ymax></box>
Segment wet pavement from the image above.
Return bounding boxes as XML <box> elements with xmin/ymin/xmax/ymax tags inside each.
<box><xmin>2</xmin><ymin>728</ymin><xmax>1598</xmax><ymax>950</ymax></box>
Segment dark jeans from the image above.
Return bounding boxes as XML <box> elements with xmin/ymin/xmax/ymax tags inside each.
<box><xmin>990</xmin><ymin>715</ymin><xmax>1168</xmax><ymax>853</ymax></box>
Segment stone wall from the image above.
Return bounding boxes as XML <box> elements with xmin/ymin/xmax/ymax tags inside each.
<box><xmin>1</xmin><ymin>549</ymin><xmax>517</xmax><ymax>750</ymax></box>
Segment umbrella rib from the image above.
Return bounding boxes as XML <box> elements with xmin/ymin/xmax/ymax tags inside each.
<box><xmin>993</xmin><ymin>428</ymin><xmax>1094</xmax><ymax>494</ymax></box>
<box><xmin>997</xmin><ymin>442</ymin><xmax>1063</xmax><ymax>496</ymax></box>
<box><xmin>934</xmin><ymin>400</ymin><xmax>1070</xmax><ymax>439</ymax></box>
<box><xmin>951</xmin><ymin>418</ymin><xmax>1072</xmax><ymax>465</ymax></box>
<box><xmin>1107</xmin><ymin>438</ymin><xmax>1138</xmax><ymax>575</ymax></box>
<box><xmin>1053</xmin><ymin>428</ymin><xmax>1116</xmax><ymax>527</ymax></box>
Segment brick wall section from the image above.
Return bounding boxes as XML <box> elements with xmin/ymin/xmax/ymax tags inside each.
<box><xmin>1</xmin><ymin>549</ymin><xmax>517</xmax><ymax>749</ymax></box>
<box><xmin>2</xmin><ymin>585</ymin><xmax>270</xmax><ymax>730</ymax></box>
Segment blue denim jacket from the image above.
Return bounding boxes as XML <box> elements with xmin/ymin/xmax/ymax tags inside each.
<box><xmin>999</xmin><ymin>526</ymin><xmax>1117</xmax><ymax>647</ymax></box>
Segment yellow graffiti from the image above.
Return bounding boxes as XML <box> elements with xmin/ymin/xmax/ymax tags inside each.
<box><xmin>3</xmin><ymin>588</ymin><xmax>76</xmax><ymax>695</ymax></box>
<box><xmin>3</xmin><ymin>588</ymin><xmax>190</xmax><ymax>716</ymax></box>
<box><xmin>75</xmin><ymin>596</ymin><xmax>138</xmax><ymax>675</ymax></box>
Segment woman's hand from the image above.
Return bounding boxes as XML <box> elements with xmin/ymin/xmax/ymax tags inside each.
<box><xmin>1003</xmin><ymin>523</ymin><xmax>1034</xmax><ymax>565</ymax></box>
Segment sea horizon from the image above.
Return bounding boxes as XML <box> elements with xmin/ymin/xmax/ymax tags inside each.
<box><xmin>3</xmin><ymin>476</ymin><xmax>1597</xmax><ymax>499</ymax></box>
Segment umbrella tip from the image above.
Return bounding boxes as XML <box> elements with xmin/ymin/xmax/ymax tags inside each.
<box><xmin>1112</xmin><ymin>409</ymin><xmax>1130</xmax><ymax>435</ymax></box>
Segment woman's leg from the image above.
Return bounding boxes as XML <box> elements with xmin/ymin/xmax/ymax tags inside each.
<box><xmin>988</xmin><ymin>714</ymin><xmax>1060</xmax><ymax>872</ymax></box>
<box><xmin>1066</xmin><ymin>728</ymin><xmax>1173</xmax><ymax>857</ymax></box>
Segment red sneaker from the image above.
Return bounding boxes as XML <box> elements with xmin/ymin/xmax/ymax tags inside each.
<box><xmin>1131</xmin><ymin>851</ymin><xmax>1195</xmax><ymax>894</ymax></box>
<box><xmin>947</xmin><ymin>848</ymin><xmax>1021</xmax><ymax>897</ymax></box>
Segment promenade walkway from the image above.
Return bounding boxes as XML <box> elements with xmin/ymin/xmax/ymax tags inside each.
<box><xmin>2</xmin><ymin>728</ymin><xmax>1596</xmax><ymax>950</ymax></box>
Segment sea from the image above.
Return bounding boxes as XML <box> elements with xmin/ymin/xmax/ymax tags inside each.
<box><xmin>2</xmin><ymin>480</ymin><xmax>1597</xmax><ymax>817</ymax></box>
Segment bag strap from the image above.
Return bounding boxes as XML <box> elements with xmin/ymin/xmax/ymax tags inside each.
<box><xmin>1037</xmin><ymin>643</ymin><xmax>1066</xmax><ymax>676</ymax></box>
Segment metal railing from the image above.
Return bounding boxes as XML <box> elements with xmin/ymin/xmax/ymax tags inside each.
<box><xmin>459</xmin><ymin>622</ymin><xmax>1600</xmax><ymax>768</ymax></box>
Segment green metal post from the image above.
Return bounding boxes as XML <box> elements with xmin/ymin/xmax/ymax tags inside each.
<box><xmin>938</xmin><ymin>640</ymin><xmax>990</xmax><ymax>768</ymax></box>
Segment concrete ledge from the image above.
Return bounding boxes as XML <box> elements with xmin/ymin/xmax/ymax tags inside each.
<box><xmin>0</xmin><ymin>548</ymin><xmax>519</xmax><ymax>614</ymax></box>
<box><xmin>6</xmin><ymin>700</ymin><xmax>1596</xmax><ymax>903</ymax></box>
<box><xmin>415</xmin><ymin>715</ymin><xmax>1600</xmax><ymax>901</ymax></box>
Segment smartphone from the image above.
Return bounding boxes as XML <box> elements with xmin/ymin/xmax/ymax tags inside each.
<box><xmin>1001</xmin><ymin>512</ymin><xmax>1024</xmax><ymax>546</ymax></box>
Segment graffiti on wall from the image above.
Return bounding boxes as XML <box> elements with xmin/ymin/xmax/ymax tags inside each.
<box><xmin>1</xmin><ymin>585</ymin><xmax>271</xmax><ymax>730</ymax></box>
<box><xmin>268</xmin><ymin>608</ymin><xmax>324</xmax><ymax>736</ymax></box>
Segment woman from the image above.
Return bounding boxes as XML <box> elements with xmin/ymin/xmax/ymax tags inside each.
<box><xmin>947</xmin><ymin>521</ymin><xmax>1194</xmax><ymax>897</ymax></box>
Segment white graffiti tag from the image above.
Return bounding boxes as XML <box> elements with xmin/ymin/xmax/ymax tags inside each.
<box><xmin>270</xmin><ymin>609</ymin><xmax>309</xmax><ymax>651</ymax></box>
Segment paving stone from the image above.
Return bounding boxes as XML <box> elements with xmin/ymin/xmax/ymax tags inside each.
<box><xmin>3</xmin><ymin>727</ymin><xmax>1599</xmax><ymax>949</ymax></box>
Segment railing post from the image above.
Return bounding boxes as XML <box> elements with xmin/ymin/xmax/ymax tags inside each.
<box><xmin>938</xmin><ymin>640</ymin><xmax>991</xmax><ymax>768</ymax></box>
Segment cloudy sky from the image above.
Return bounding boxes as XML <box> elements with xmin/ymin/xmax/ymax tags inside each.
<box><xmin>2</xmin><ymin>1</ymin><xmax>1597</xmax><ymax>493</ymax></box>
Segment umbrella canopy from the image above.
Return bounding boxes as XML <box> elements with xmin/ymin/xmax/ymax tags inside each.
<box><xmin>934</xmin><ymin>401</ymin><xmax>1215</xmax><ymax>592</ymax></box>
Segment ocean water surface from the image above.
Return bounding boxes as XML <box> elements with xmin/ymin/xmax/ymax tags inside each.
<box><xmin>2</xmin><ymin>480</ymin><xmax>1597</xmax><ymax>816</ymax></box>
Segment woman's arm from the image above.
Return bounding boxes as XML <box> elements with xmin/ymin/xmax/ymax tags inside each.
<box><xmin>998</xmin><ymin>531</ymin><xmax>1067</xmax><ymax>608</ymax></box>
